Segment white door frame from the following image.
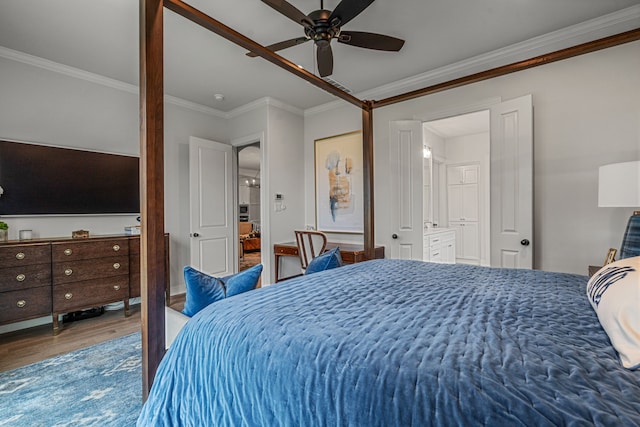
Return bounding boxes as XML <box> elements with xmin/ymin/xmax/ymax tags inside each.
<box><xmin>416</xmin><ymin>99</ymin><xmax>498</xmax><ymax>266</ymax></box>
<box><xmin>231</xmin><ymin>132</ymin><xmax>269</xmax><ymax>281</ymax></box>
<box><xmin>414</xmin><ymin>96</ymin><xmax>533</xmax><ymax>268</ymax></box>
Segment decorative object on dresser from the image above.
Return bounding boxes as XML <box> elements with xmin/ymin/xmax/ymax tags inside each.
<box><xmin>72</xmin><ymin>229</ymin><xmax>90</xmax><ymax>239</ymax></box>
<box><xmin>0</xmin><ymin>234</ymin><xmax>169</xmax><ymax>334</ymax></box>
<box><xmin>0</xmin><ymin>220</ymin><xmax>8</xmax><ymax>242</ymax></box>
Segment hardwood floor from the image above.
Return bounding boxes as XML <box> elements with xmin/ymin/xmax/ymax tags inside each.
<box><xmin>0</xmin><ymin>295</ymin><xmax>185</xmax><ymax>372</ymax></box>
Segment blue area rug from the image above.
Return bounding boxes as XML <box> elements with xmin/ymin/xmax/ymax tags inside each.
<box><xmin>0</xmin><ymin>332</ymin><xmax>141</xmax><ymax>427</ymax></box>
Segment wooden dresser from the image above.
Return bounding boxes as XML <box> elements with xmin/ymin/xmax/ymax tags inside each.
<box><xmin>0</xmin><ymin>234</ymin><xmax>169</xmax><ymax>334</ymax></box>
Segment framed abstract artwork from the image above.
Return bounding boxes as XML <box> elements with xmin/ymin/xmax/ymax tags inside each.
<box><xmin>314</xmin><ymin>131</ymin><xmax>363</xmax><ymax>233</ymax></box>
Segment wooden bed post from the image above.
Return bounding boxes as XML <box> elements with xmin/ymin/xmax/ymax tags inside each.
<box><xmin>362</xmin><ymin>102</ymin><xmax>375</xmax><ymax>260</ymax></box>
<box><xmin>140</xmin><ymin>0</ymin><xmax>166</xmax><ymax>399</ymax></box>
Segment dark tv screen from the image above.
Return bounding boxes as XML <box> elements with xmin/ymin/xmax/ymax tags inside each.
<box><xmin>0</xmin><ymin>141</ymin><xmax>140</xmax><ymax>215</ymax></box>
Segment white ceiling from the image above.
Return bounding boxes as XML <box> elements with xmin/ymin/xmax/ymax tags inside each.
<box><xmin>0</xmin><ymin>1</ymin><xmax>638</xmax><ymax>113</ymax></box>
<box><xmin>424</xmin><ymin>110</ymin><xmax>490</xmax><ymax>139</ymax></box>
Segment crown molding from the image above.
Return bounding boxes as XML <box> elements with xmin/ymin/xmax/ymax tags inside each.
<box><xmin>164</xmin><ymin>95</ymin><xmax>227</xmax><ymax>118</ymax></box>
<box><xmin>304</xmin><ymin>98</ymin><xmax>350</xmax><ymax>118</ymax></box>
<box><xmin>227</xmin><ymin>96</ymin><xmax>303</xmax><ymax>119</ymax></box>
<box><xmin>305</xmin><ymin>5</ymin><xmax>640</xmax><ymax>115</ymax></box>
<box><xmin>0</xmin><ymin>45</ymin><xmax>228</xmax><ymax>119</ymax></box>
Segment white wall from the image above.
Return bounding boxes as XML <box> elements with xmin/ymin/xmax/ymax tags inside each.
<box><xmin>230</xmin><ymin>101</ymin><xmax>306</xmax><ymax>284</ymax></box>
<box><xmin>304</xmin><ymin>41</ymin><xmax>640</xmax><ymax>275</ymax></box>
<box><xmin>0</xmin><ymin>55</ymin><xmax>229</xmax><ymax>303</ymax></box>
<box><xmin>265</xmin><ymin>105</ymin><xmax>305</xmax><ymax>282</ymax></box>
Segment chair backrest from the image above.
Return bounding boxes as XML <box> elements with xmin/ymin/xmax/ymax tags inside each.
<box><xmin>239</xmin><ymin>222</ymin><xmax>253</xmax><ymax>236</ymax></box>
<box><xmin>620</xmin><ymin>214</ymin><xmax>640</xmax><ymax>259</ymax></box>
<box><xmin>294</xmin><ymin>230</ymin><xmax>328</xmax><ymax>270</ymax></box>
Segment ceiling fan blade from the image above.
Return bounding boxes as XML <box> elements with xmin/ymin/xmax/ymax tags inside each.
<box><xmin>328</xmin><ymin>0</ymin><xmax>375</xmax><ymax>27</ymax></box>
<box><xmin>246</xmin><ymin>37</ymin><xmax>309</xmax><ymax>57</ymax></box>
<box><xmin>317</xmin><ymin>45</ymin><xmax>334</xmax><ymax>77</ymax></box>
<box><xmin>261</xmin><ymin>0</ymin><xmax>313</xmax><ymax>27</ymax></box>
<box><xmin>338</xmin><ymin>31</ymin><xmax>405</xmax><ymax>51</ymax></box>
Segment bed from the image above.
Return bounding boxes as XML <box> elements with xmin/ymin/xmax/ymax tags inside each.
<box><xmin>137</xmin><ymin>259</ymin><xmax>640</xmax><ymax>426</ymax></box>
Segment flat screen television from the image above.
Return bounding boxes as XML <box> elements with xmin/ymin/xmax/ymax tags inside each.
<box><xmin>0</xmin><ymin>140</ymin><xmax>140</xmax><ymax>215</ymax></box>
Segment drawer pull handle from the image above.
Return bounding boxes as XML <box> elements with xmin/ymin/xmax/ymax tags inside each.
<box><xmin>17</xmin><ymin>300</ymin><xmax>26</xmax><ymax>308</ymax></box>
<box><xmin>64</xmin><ymin>268</ymin><xmax>73</xmax><ymax>276</ymax></box>
<box><xmin>113</xmin><ymin>244</ymin><xmax>120</xmax><ymax>252</ymax></box>
<box><xmin>16</xmin><ymin>273</ymin><xmax>26</xmax><ymax>282</ymax></box>
<box><xmin>65</xmin><ymin>293</ymin><xmax>73</xmax><ymax>300</ymax></box>
<box><xmin>113</xmin><ymin>263</ymin><xmax>121</xmax><ymax>270</ymax></box>
<box><xmin>16</xmin><ymin>252</ymin><xmax>25</xmax><ymax>260</ymax></box>
<box><xmin>113</xmin><ymin>285</ymin><xmax>121</xmax><ymax>291</ymax></box>
<box><xmin>64</xmin><ymin>248</ymin><xmax>73</xmax><ymax>256</ymax></box>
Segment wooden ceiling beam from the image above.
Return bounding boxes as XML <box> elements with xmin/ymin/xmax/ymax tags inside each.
<box><xmin>163</xmin><ymin>0</ymin><xmax>365</xmax><ymax>109</ymax></box>
<box><xmin>373</xmin><ymin>28</ymin><xmax>640</xmax><ymax>109</ymax></box>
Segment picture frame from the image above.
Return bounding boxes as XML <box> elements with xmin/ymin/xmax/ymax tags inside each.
<box><xmin>604</xmin><ymin>248</ymin><xmax>617</xmax><ymax>265</ymax></box>
<box><xmin>315</xmin><ymin>131</ymin><xmax>363</xmax><ymax>234</ymax></box>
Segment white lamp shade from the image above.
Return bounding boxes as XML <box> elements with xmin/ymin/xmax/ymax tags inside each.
<box><xmin>598</xmin><ymin>161</ymin><xmax>640</xmax><ymax>207</ymax></box>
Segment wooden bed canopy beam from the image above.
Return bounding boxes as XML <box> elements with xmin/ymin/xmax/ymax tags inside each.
<box><xmin>140</xmin><ymin>0</ymin><xmax>166</xmax><ymax>399</ymax></box>
<box><xmin>374</xmin><ymin>27</ymin><xmax>640</xmax><ymax>108</ymax></box>
<box><xmin>141</xmin><ymin>0</ymin><xmax>640</xmax><ymax>394</ymax></box>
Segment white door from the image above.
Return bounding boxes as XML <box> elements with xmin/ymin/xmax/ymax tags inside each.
<box><xmin>389</xmin><ymin>120</ymin><xmax>424</xmax><ymax>260</ymax></box>
<box><xmin>490</xmin><ymin>94</ymin><xmax>533</xmax><ymax>268</ymax></box>
<box><xmin>189</xmin><ymin>137</ymin><xmax>234</xmax><ymax>276</ymax></box>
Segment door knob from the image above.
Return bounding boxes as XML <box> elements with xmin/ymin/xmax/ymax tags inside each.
<box><xmin>392</xmin><ymin>234</ymin><xmax>398</xmax><ymax>239</ymax></box>
<box><xmin>191</xmin><ymin>232</ymin><xmax>200</xmax><ymax>237</ymax></box>
<box><xmin>520</xmin><ymin>239</ymin><xmax>530</xmax><ymax>246</ymax></box>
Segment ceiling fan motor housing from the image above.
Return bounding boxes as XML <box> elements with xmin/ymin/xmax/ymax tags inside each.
<box><xmin>305</xmin><ymin>9</ymin><xmax>340</xmax><ymax>46</ymax></box>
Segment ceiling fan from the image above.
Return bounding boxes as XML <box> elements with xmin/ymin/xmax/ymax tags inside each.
<box><xmin>247</xmin><ymin>0</ymin><xmax>405</xmax><ymax>78</ymax></box>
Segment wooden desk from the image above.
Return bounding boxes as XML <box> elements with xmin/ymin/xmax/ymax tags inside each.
<box><xmin>274</xmin><ymin>242</ymin><xmax>385</xmax><ymax>282</ymax></box>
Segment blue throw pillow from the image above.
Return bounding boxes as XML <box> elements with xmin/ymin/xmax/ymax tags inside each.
<box><xmin>182</xmin><ymin>264</ymin><xmax>264</xmax><ymax>317</ymax></box>
<box><xmin>182</xmin><ymin>266</ymin><xmax>226</xmax><ymax>317</ymax></box>
<box><xmin>223</xmin><ymin>264</ymin><xmax>263</xmax><ymax>298</ymax></box>
<box><xmin>305</xmin><ymin>247</ymin><xmax>343</xmax><ymax>275</ymax></box>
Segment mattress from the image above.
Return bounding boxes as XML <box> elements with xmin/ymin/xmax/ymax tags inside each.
<box><xmin>138</xmin><ymin>259</ymin><xmax>640</xmax><ymax>426</ymax></box>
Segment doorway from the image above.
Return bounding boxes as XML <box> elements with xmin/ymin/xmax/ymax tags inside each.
<box><xmin>423</xmin><ymin>110</ymin><xmax>490</xmax><ymax>266</ymax></box>
<box><xmin>237</xmin><ymin>143</ymin><xmax>262</xmax><ymax>272</ymax></box>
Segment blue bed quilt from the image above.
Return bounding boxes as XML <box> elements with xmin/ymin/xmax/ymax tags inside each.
<box><xmin>138</xmin><ymin>260</ymin><xmax>640</xmax><ymax>426</ymax></box>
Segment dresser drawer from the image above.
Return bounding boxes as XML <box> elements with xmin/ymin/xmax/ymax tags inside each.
<box><xmin>0</xmin><ymin>263</ymin><xmax>51</xmax><ymax>292</ymax></box>
<box><xmin>0</xmin><ymin>287</ymin><xmax>52</xmax><ymax>324</ymax></box>
<box><xmin>52</xmin><ymin>238</ymin><xmax>129</xmax><ymax>262</ymax></box>
<box><xmin>53</xmin><ymin>256</ymin><xmax>129</xmax><ymax>284</ymax></box>
<box><xmin>53</xmin><ymin>276</ymin><xmax>129</xmax><ymax>312</ymax></box>
<box><xmin>0</xmin><ymin>243</ymin><xmax>51</xmax><ymax>267</ymax></box>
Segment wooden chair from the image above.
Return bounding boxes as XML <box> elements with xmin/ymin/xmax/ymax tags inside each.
<box><xmin>294</xmin><ymin>230</ymin><xmax>328</xmax><ymax>271</ymax></box>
